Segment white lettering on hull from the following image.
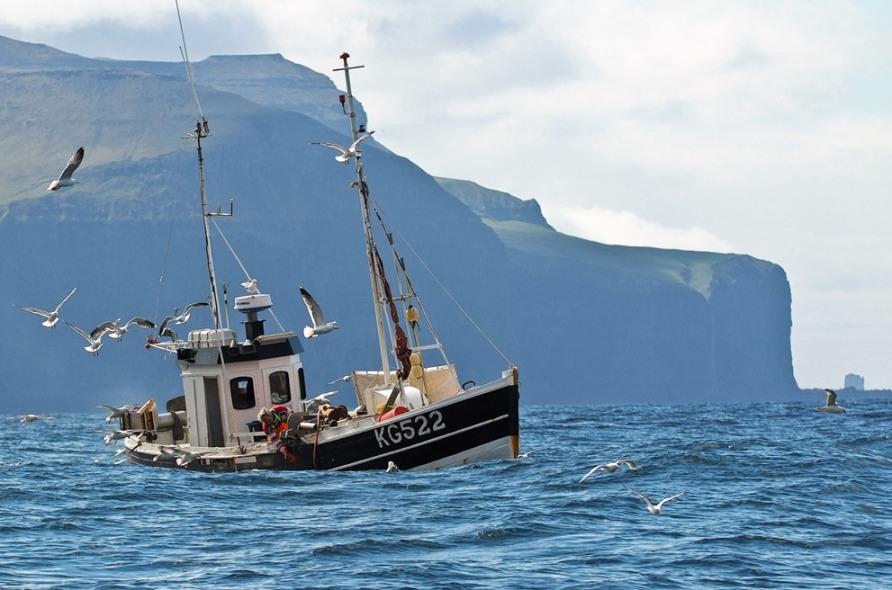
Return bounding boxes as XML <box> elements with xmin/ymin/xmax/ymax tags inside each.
<box><xmin>373</xmin><ymin>410</ymin><xmax>446</xmax><ymax>449</ymax></box>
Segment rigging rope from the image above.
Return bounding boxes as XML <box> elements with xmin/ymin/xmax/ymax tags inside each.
<box><xmin>365</xmin><ymin>194</ymin><xmax>512</xmax><ymax>367</ymax></box>
<box><xmin>210</xmin><ymin>218</ymin><xmax>286</xmax><ymax>333</ymax></box>
<box><xmin>175</xmin><ymin>0</ymin><xmax>205</xmax><ymax>121</ymax></box>
<box><xmin>153</xmin><ymin>199</ymin><xmax>177</xmax><ymax>325</ymax></box>
<box><xmin>397</xmin><ymin>230</ymin><xmax>515</xmax><ymax>368</ymax></box>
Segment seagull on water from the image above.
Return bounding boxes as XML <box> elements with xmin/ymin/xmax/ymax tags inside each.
<box><xmin>67</xmin><ymin>321</ymin><xmax>108</xmax><ymax>354</ymax></box>
<box><xmin>300</xmin><ymin>287</ymin><xmax>338</xmax><ymax>339</ymax></box>
<box><xmin>48</xmin><ymin>147</ymin><xmax>85</xmax><ymax>191</ymax></box>
<box><xmin>158</xmin><ymin>301</ymin><xmax>209</xmax><ymax>340</ymax></box>
<box><xmin>579</xmin><ymin>459</ymin><xmax>639</xmax><ymax>483</ymax></box>
<box><xmin>626</xmin><ymin>488</ymin><xmax>684</xmax><ymax>514</ymax></box>
<box><xmin>14</xmin><ymin>287</ymin><xmax>77</xmax><ymax>328</ymax></box>
<box><xmin>313</xmin><ymin>130</ymin><xmax>374</xmax><ymax>164</ymax></box>
<box><xmin>94</xmin><ymin>317</ymin><xmax>155</xmax><ymax>342</ymax></box>
<box><xmin>386</xmin><ymin>461</ymin><xmax>400</xmax><ymax>473</ymax></box>
<box><xmin>99</xmin><ymin>404</ymin><xmax>132</xmax><ymax>423</ymax></box>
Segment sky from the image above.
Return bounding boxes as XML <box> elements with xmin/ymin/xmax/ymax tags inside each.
<box><xmin>1</xmin><ymin>0</ymin><xmax>890</xmax><ymax>390</ymax></box>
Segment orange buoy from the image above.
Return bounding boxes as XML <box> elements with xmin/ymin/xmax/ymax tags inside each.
<box><xmin>376</xmin><ymin>406</ymin><xmax>409</xmax><ymax>423</ymax></box>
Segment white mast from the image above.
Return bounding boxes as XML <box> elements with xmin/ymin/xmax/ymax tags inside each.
<box><xmin>334</xmin><ymin>52</ymin><xmax>392</xmax><ymax>383</ymax></box>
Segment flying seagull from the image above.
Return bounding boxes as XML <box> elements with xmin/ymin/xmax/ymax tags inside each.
<box><xmin>48</xmin><ymin>147</ymin><xmax>85</xmax><ymax>191</ymax></box>
<box><xmin>300</xmin><ymin>287</ymin><xmax>338</xmax><ymax>339</ymax></box>
<box><xmin>90</xmin><ymin>319</ymin><xmax>120</xmax><ymax>340</ymax></box>
<box><xmin>241</xmin><ymin>278</ymin><xmax>259</xmax><ymax>294</ymax></box>
<box><xmin>99</xmin><ymin>404</ymin><xmax>132</xmax><ymax>423</ymax></box>
<box><xmin>579</xmin><ymin>459</ymin><xmax>639</xmax><ymax>483</ymax></box>
<box><xmin>313</xmin><ymin>130</ymin><xmax>374</xmax><ymax>164</ymax></box>
<box><xmin>67</xmin><ymin>321</ymin><xmax>108</xmax><ymax>355</ymax></box>
<box><xmin>626</xmin><ymin>488</ymin><xmax>684</xmax><ymax>514</ymax></box>
<box><xmin>328</xmin><ymin>374</ymin><xmax>353</xmax><ymax>385</ymax></box>
<box><xmin>158</xmin><ymin>301</ymin><xmax>209</xmax><ymax>340</ymax></box>
<box><xmin>102</xmin><ymin>430</ymin><xmax>137</xmax><ymax>445</ymax></box>
<box><xmin>158</xmin><ymin>445</ymin><xmax>204</xmax><ymax>467</ymax></box>
<box><xmin>19</xmin><ymin>414</ymin><xmax>41</xmax><ymax>423</ymax></box>
<box><xmin>824</xmin><ymin>388</ymin><xmax>838</xmax><ymax>407</ymax></box>
<box><xmin>96</xmin><ymin>317</ymin><xmax>155</xmax><ymax>342</ymax></box>
<box><xmin>305</xmin><ymin>391</ymin><xmax>338</xmax><ymax>414</ymax></box>
<box><xmin>14</xmin><ymin>287</ymin><xmax>77</xmax><ymax>328</ymax></box>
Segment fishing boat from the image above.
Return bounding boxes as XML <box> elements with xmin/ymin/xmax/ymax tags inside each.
<box><xmin>107</xmin><ymin>52</ymin><xmax>521</xmax><ymax>472</ymax></box>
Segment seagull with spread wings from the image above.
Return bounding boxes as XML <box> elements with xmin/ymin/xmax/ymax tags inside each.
<box><xmin>95</xmin><ymin>317</ymin><xmax>156</xmax><ymax>342</ymax></box>
<box><xmin>579</xmin><ymin>458</ymin><xmax>639</xmax><ymax>483</ymax></box>
<box><xmin>300</xmin><ymin>287</ymin><xmax>338</xmax><ymax>339</ymax></box>
<box><xmin>48</xmin><ymin>147</ymin><xmax>85</xmax><ymax>191</ymax></box>
<box><xmin>158</xmin><ymin>301</ymin><xmax>209</xmax><ymax>340</ymax></box>
<box><xmin>313</xmin><ymin>130</ymin><xmax>374</xmax><ymax>164</ymax></box>
<box><xmin>67</xmin><ymin>321</ymin><xmax>109</xmax><ymax>355</ymax></box>
<box><xmin>626</xmin><ymin>488</ymin><xmax>684</xmax><ymax>514</ymax></box>
<box><xmin>14</xmin><ymin>287</ymin><xmax>77</xmax><ymax>328</ymax></box>
<box><xmin>99</xmin><ymin>404</ymin><xmax>133</xmax><ymax>423</ymax></box>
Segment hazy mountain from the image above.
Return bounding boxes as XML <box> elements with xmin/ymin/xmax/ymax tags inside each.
<box><xmin>0</xmin><ymin>36</ymin><xmax>798</xmax><ymax>412</ymax></box>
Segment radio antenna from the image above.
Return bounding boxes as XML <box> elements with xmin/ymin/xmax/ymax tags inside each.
<box><xmin>175</xmin><ymin>0</ymin><xmax>205</xmax><ymax>121</ymax></box>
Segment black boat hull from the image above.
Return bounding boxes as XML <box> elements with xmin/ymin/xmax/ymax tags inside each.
<box><xmin>126</xmin><ymin>379</ymin><xmax>520</xmax><ymax>472</ymax></box>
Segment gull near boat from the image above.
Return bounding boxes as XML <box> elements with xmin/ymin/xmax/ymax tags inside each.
<box><xmin>109</xmin><ymin>52</ymin><xmax>521</xmax><ymax>472</ymax></box>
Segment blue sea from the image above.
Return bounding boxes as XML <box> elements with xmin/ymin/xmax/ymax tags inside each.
<box><xmin>1</xmin><ymin>400</ymin><xmax>891</xmax><ymax>589</ymax></box>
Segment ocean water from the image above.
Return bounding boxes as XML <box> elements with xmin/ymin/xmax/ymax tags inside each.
<box><xmin>1</xmin><ymin>400</ymin><xmax>890</xmax><ymax>589</ymax></box>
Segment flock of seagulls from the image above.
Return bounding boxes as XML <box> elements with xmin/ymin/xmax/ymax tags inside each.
<box><xmin>13</xmin><ymin>286</ymin><xmax>211</xmax><ymax>355</ymax></box>
<box><xmin>578</xmin><ymin>456</ymin><xmax>685</xmax><ymax>515</ymax></box>
<box><xmin>23</xmin><ymin>144</ymin><xmax>344</xmax><ymax>468</ymax></box>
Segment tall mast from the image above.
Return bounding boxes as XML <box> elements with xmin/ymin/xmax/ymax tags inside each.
<box><xmin>334</xmin><ymin>52</ymin><xmax>392</xmax><ymax>382</ymax></box>
<box><xmin>193</xmin><ymin>119</ymin><xmax>222</xmax><ymax>331</ymax></box>
<box><xmin>176</xmin><ymin>0</ymin><xmax>222</xmax><ymax>333</ymax></box>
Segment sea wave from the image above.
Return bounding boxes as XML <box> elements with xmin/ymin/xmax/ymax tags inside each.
<box><xmin>1</xmin><ymin>400</ymin><xmax>891</xmax><ymax>589</ymax></box>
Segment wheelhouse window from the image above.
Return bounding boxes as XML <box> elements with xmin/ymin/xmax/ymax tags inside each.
<box><xmin>229</xmin><ymin>377</ymin><xmax>256</xmax><ymax>410</ymax></box>
<box><xmin>269</xmin><ymin>371</ymin><xmax>291</xmax><ymax>404</ymax></box>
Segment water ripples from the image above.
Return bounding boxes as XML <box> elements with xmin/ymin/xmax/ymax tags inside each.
<box><xmin>1</xmin><ymin>400</ymin><xmax>891</xmax><ymax>588</ymax></box>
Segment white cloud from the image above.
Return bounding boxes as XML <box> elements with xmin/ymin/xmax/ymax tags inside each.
<box><xmin>550</xmin><ymin>205</ymin><xmax>732</xmax><ymax>253</ymax></box>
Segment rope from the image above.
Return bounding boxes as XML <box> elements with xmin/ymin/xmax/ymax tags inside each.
<box><xmin>398</xmin><ymin>231</ymin><xmax>515</xmax><ymax>368</ymax></box>
<box><xmin>153</xmin><ymin>200</ymin><xmax>177</xmax><ymax>324</ymax></box>
<box><xmin>175</xmin><ymin>0</ymin><xmax>205</xmax><ymax>121</ymax></box>
<box><xmin>365</xmin><ymin>194</ymin><xmax>508</xmax><ymax>367</ymax></box>
<box><xmin>211</xmin><ymin>218</ymin><xmax>286</xmax><ymax>333</ymax></box>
